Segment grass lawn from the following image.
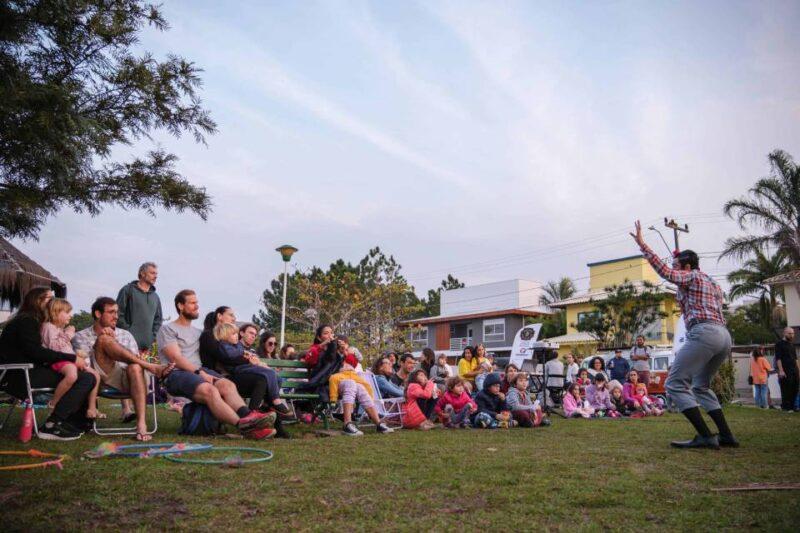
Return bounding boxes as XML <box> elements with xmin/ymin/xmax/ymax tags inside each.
<box><xmin>1</xmin><ymin>404</ymin><xmax>798</xmax><ymax>532</ymax></box>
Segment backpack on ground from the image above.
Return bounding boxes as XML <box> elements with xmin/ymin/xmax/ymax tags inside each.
<box><xmin>179</xmin><ymin>402</ymin><xmax>222</xmax><ymax>436</ymax></box>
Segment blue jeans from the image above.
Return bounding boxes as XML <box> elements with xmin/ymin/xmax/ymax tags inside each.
<box><xmin>665</xmin><ymin>322</ymin><xmax>731</xmax><ymax>412</ymax></box>
<box><xmin>752</xmin><ymin>384</ymin><xmax>768</xmax><ymax>408</ymax></box>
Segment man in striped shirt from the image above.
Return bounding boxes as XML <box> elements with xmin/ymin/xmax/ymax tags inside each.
<box><xmin>631</xmin><ymin>220</ymin><xmax>737</xmax><ymax>450</ymax></box>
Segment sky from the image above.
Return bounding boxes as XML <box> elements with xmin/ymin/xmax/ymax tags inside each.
<box><xmin>11</xmin><ymin>0</ymin><xmax>800</xmax><ymax>321</ymax></box>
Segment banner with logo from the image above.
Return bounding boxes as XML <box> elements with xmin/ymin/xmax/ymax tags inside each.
<box><xmin>509</xmin><ymin>323</ymin><xmax>543</xmax><ymax>369</ymax></box>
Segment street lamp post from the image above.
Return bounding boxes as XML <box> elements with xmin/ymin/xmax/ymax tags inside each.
<box><xmin>275</xmin><ymin>245</ymin><xmax>298</xmax><ymax>350</ymax></box>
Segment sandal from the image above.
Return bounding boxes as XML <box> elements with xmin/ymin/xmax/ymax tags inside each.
<box><xmin>135</xmin><ymin>432</ymin><xmax>152</xmax><ymax>442</ymax></box>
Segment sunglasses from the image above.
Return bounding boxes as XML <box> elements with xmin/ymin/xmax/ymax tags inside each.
<box><xmin>267</xmin><ymin>341</ymin><xmax>276</xmax><ymax>346</ymax></box>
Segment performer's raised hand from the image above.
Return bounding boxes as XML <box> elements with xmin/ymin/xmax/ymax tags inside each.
<box><xmin>630</xmin><ymin>220</ymin><xmax>645</xmax><ymax>247</ymax></box>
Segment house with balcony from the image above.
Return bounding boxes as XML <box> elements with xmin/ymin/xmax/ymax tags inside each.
<box><xmin>401</xmin><ymin>279</ymin><xmax>551</xmax><ymax>358</ymax></box>
<box><xmin>547</xmin><ymin>255</ymin><xmax>679</xmax><ymax>356</ymax></box>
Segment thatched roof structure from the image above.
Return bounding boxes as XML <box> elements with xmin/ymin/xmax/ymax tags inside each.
<box><xmin>0</xmin><ymin>237</ymin><xmax>66</xmax><ymax>310</ymax></box>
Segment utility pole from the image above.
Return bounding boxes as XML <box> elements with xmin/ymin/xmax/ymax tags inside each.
<box><xmin>664</xmin><ymin>218</ymin><xmax>689</xmax><ymax>254</ymax></box>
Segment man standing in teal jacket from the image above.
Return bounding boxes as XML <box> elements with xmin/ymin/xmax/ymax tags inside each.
<box><xmin>117</xmin><ymin>262</ymin><xmax>163</xmax><ymax>352</ymax></box>
<box><xmin>116</xmin><ymin>262</ymin><xmax>163</xmax><ymax>421</ymax></box>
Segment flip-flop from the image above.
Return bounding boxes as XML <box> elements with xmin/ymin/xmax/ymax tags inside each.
<box><xmin>135</xmin><ymin>432</ymin><xmax>152</xmax><ymax>442</ymax></box>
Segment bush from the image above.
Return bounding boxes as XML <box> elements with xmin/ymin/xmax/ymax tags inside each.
<box><xmin>712</xmin><ymin>360</ymin><xmax>736</xmax><ymax>404</ymax></box>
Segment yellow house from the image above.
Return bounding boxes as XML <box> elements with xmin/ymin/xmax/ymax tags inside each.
<box><xmin>547</xmin><ymin>255</ymin><xmax>679</xmax><ymax>355</ymax></box>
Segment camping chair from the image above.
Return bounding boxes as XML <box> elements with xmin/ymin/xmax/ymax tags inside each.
<box><xmin>364</xmin><ymin>371</ymin><xmax>405</xmax><ymax>428</ymax></box>
<box><xmin>0</xmin><ymin>363</ymin><xmax>55</xmax><ymax>438</ymax></box>
<box><xmin>91</xmin><ymin>371</ymin><xmax>159</xmax><ymax>437</ymax></box>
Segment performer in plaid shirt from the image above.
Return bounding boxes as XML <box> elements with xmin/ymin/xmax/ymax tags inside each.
<box><xmin>631</xmin><ymin>221</ymin><xmax>737</xmax><ymax>450</ymax></box>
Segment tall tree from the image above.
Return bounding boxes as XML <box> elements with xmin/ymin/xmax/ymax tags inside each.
<box><xmin>727</xmin><ymin>248</ymin><xmax>789</xmax><ymax>328</ymax></box>
<box><xmin>721</xmin><ymin>150</ymin><xmax>800</xmax><ymax>265</ymax></box>
<box><xmin>574</xmin><ymin>280</ymin><xmax>668</xmax><ymax>348</ymax></box>
<box><xmin>420</xmin><ymin>274</ymin><xmax>464</xmax><ymax>317</ymax></box>
<box><xmin>253</xmin><ymin>248</ymin><xmax>422</xmax><ymax>357</ymax></box>
<box><xmin>539</xmin><ymin>277</ymin><xmax>577</xmax><ymax>306</ymax></box>
<box><xmin>0</xmin><ymin>1</ymin><xmax>216</xmax><ymax>240</ymax></box>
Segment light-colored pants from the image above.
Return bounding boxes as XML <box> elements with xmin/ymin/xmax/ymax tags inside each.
<box><xmin>665</xmin><ymin>322</ymin><xmax>731</xmax><ymax>412</ymax></box>
<box><xmin>752</xmin><ymin>384</ymin><xmax>768</xmax><ymax>409</ymax></box>
<box><xmin>338</xmin><ymin>379</ymin><xmax>374</xmax><ymax>409</ymax></box>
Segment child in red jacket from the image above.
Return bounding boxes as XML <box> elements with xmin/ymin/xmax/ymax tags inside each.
<box><xmin>403</xmin><ymin>369</ymin><xmax>439</xmax><ymax>430</ymax></box>
<box><xmin>435</xmin><ymin>376</ymin><xmax>477</xmax><ymax>428</ymax></box>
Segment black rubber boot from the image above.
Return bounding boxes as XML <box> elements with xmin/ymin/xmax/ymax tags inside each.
<box><xmin>670</xmin><ymin>434</ymin><xmax>720</xmax><ymax>449</ymax></box>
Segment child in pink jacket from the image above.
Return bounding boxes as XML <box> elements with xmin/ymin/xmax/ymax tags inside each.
<box><xmin>563</xmin><ymin>382</ymin><xmax>595</xmax><ymax>418</ymax></box>
<box><xmin>435</xmin><ymin>376</ymin><xmax>477</xmax><ymax>428</ymax></box>
<box><xmin>403</xmin><ymin>369</ymin><xmax>439</xmax><ymax>430</ymax></box>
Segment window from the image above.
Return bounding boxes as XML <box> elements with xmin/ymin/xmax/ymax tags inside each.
<box><xmin>483</xmin><ymin>318</ymin><xmax>505</xmax><ymax>342</ymax></box>
<box><xmin>409</xmin><ymin>328</ymin><xmax>428</xmax><ymax>345</ymax></box>
<box><xmin>577</xmin><ymin>311</ymin><xmax>600</xmax><ymax>325</ymax></box>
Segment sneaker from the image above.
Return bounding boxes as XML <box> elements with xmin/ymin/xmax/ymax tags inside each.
<box><xmin>238</xmin><ymin>410</ymin><xmax>276</xmax><ymax>432</ymax></box>
<box><xmin>246</xmin><ymin>427</ymin><xmax>277</xmax><ymax>440</ymax></box>
<box><xmin>38</xmin><ymin>419</ymin><xmax>81</xmax><ymax>441</ymax></box>
<box><xmin>376</xmin><ymin>423</ymin><xmax>394</xmax><ymax>434</ymax></box>
<box><xmin>343</xmin><ymin>422</ymin><xmax>363</xmax><ymax>436</ymax></box>
<box><xmin>273</xmin><ymin>402</ymin><xmax>296</xmax><ymax>420</ymax></box>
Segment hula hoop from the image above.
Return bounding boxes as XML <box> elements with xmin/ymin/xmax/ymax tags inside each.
<box><xmin>83</xmin><ymin>442</ymin><xmax>212</xmax><ymax>459</ymax></box>
<box><xmin>0</xmin><ymin>449</ymin><xmax>68</xmax><ymax>471</ymax></box>
<box><xmin>164</xmin><ymin>447</ymin><xmax>273</xmax><ymax>467</ymax></box>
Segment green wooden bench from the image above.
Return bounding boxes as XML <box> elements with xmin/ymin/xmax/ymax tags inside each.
<box><xmin>264</xmin><ymin>359</ymin><xmax>333</xmax><ymax>429</ymax></box>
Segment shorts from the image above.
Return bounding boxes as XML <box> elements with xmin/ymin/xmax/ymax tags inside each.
<box><xmin>96</xmin><ymin>361</ymin><xmax>132</xmax><ymax>393</ymax></box>
<box><xmin>164</xmin><ymin>368</ymin><xmax>221</xmax><ymax>399</ymax></box>
<box><xmin>51</xmin><ymin>360</ymin><xmax>76</xmax><ymax>373</ymax></box>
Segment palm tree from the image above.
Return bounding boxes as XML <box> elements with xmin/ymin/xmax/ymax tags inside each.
<box><xmin>727</xmin><ymin>248</ymin><xmax>789</xmax><ymax>328</ymax></box>
<box><xmin>539</xmin><ymin>277</ymin><xmax>577</xmax><ymax>306</ymax></box>
<box><xmin>721</xmin><ymin>149</ymin><xmax>800</xmax><ymax>265</ymax></box>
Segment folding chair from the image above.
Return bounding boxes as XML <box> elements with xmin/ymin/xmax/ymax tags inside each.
<box><xmin>91</xmin><ymin>373</ymin><xmax>158</xmax><ymax>436</ymax></box>
<box><xmin>364</xmin><ymin>371</ymin><xmax>405</xmax><ymax>428</ymax></box>
<box><xmin>0</xmin><ymin>363</ymin><xmax>54</xmax><ymax>438</ymax></box>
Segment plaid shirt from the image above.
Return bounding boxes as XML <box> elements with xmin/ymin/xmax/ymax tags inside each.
<box><xmin>72</xmin><ymin>326</ymin><xmax>138</xmax><ymax>367</ymax></box>
<box><xmin>640</xmin><ymin>243</ymin><xmax>725</xmax><ymax>327</ymax></box>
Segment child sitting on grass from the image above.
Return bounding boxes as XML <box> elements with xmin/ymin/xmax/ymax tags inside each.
<box><xmin>506</xmin><ymin>372</ymin><xmax>548</xmax><ymax>427</ymax></box>
<box><xmin>632</xmin><ymin>382</ymin><xmax>663</xmax><ymax>416</ymax></box>
<box><xmin>429</xmin><ymin>353</ymin><xmax>452</xmax><ymax>390</ymax></box>
<box><xmin>435</xmin><ymin>376</ymin><xmax>477</xmax><ymax>428</ymax></box>
<box><xmin>471</xmin><ymin>373</ymin><xmax>515</xmax><ymax>429</ymax></box>
<box><xmin>609</xmin><ymin>383</ymin><xmax>631</xmax><ymax>416</ymax></box>
<box><xmin>403</xmin><ymin>369</ymin><xmax>439</xmax><ymax>430</ymax></box>
<box><xmin>563</xmin><ymin>382</ymin><xmax>595</xmax><ymax>418</ymax></box>
<box><xmin>585</xmin><ymin>374</ymin><xmax>619</xmax><ymax>418</ymax></box>
<box><xmin>474</xmin><ymin>360</ymin><xmax>494</xmax><ymax>392</ymax></box>
<box><xmin>40</xmin><ymin>298</ymin><xmax>104</xmax><ymax>419</ymax></box>
<box><xmin>575</xmin><ymin>368</ymin><xmax>592</xmax><ymax>399</ymax></box>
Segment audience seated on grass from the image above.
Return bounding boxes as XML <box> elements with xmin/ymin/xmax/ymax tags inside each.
<box><xmin>587</xmin><ymin>356</ymin><xmax>609</xmax><ymax>382</ymax></box>
<box><xmin>435</xmin><ymin>377</ymin><xmax>476</xmax><ymax>428</ymax></box>
<box><xmin>500</xmin><ymin>363</ymin><xmax>519</xmax><ymax>394</ymax></box>
<box><xmin>40</xmin><ymin>297</ymin><xmax>103</xmax><ymax>421</ymax></box>
<box><xmin>506</xmin><ymin>372</ymin><xmax>548</xmax><ymax>427</ymax></box>
<box><xmin>199</xmin><ymin>305</ymin><xmax>290</xmax><ymax>438</ymax></box>
<box><xmin>457</xmin><ymin>346</ymin><xmax>479</xmax><ymax>392</ymax></box>
<box><xmin>156</xmin><ymin>290</ymin><xmax>276</xmax><ymax>440</ymax></box>
<box><xmin>471</xmin><ymin>373</ymin><xmax>514</xmax><ymax>429</ymax></box>
<box><xmin>0</xmin><ymin>287</ymin><xmax>97</xmax><ymax>441</ymax></box>
<box><xmin>563</xmin><ymin>382</ymin><xmax>596</xmax><ymax>419</ymax></box>
<box><xmin>402</xmin><ymin>369</ymin><xmax>438</xmax><ymax>430</ymax></box>
<box><xmin>632</xmin><ymin>382</ymin><xmax>663</xmax><ymax>416</ymax></box>
<box><xmin>371</xmin><ymin>356</ymin><xmax>404</xmax><ymax>398</ymax></box>
<box><xmin>391</xmin><ymin>353</ymin><xmax>416</xmax><ymax>387</ymax></box>
<box><xmin>585</xmin><ymin>374</ymin><xmax>619</xmax><ymax>418</ymax></box>
<box><xmin>73</xmin><ymin>296</ymin><xmax>175</xmax><ymax>441</ymax></box>
<box><xmin>609</xmin><ymin>382</ymin><xmax>631</xmax><ymax>416</ymax></box>
<box><xmin>575</xmin><ymin>368</ymin><xmax>592</xmax><ymax>399</ymax></box>
<box><xmin>429</xmin><ymin>353</ymin><xmax>452</xmax><ymax>390</ymax></box>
